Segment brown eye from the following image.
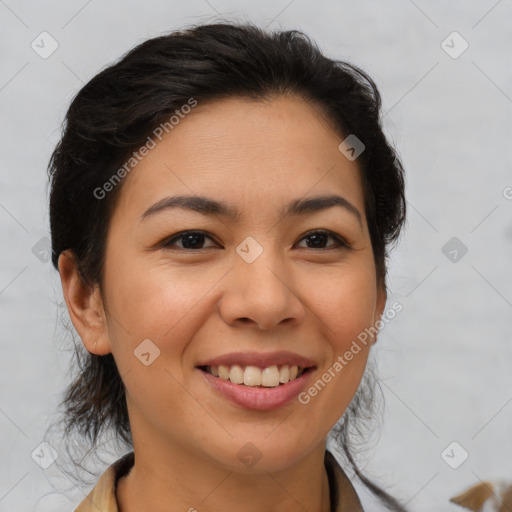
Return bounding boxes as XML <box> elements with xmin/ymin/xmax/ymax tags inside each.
<box><xmin>295</xmin><ymin>230</ymin><xmax>350</xmax><ymax>250</ymax></box>
<box><xmin>162</xmin><ymin>230</ymin><xmax>219</xmax><ymax>250</ymax></box>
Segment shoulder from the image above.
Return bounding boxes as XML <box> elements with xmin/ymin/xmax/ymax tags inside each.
<box><xmin>74</xmin><ymin>452</ymin><xmax>134</xmax><ymax>512</ymax></box>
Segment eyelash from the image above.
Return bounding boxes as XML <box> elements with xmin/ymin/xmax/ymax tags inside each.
<box><xmin>161</xmin><ymin>229</ymin><xmax>351</xmax><ymax>251</ymax></box>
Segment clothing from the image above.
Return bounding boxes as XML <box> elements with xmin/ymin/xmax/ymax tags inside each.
<box><xmin>75</xmin><ymin>449</ymin><xmax>364</xmax><ymax>512</ymax></box>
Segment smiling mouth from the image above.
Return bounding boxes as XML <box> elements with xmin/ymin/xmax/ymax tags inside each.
<box><xmin>197</xmin><ymin>364</ymin><xmax>313</xmax><ymax>388</ymax></box>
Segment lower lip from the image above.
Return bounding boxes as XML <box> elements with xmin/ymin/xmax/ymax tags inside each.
<box><xmin>197</xmin><ymin>368</ymin><xmax>314</xmax><ymax>411</ymax></box>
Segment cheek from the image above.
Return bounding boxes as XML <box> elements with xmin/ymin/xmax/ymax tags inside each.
<box><xmin>101</xmin><ymin>260</ymin><xmax>213</xmax><ymax>418</ymax></box>
<box><xmin>302</xmin><ymin>261</ymin><xmax>379</xmax><ymax>350</ymax></box>
<box><xmin>102</xmin><ymin>256</ymin><xmax>224</xmax><ymax>358</ymax></box>
<box><xmin>296</xmin><ymin>270</ymin><xmax>376</xmax><ymax>431</ymax></box>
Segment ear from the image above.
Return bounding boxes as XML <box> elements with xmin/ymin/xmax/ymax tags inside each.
<box><xmin>58</xmin><ymin>250</ymin><xmax>111</xmax><ymax>355</ymax></box>
<box><xmin>371</xmin><ymin>285</ymin><xmax>387</xmax><ymax>345</ymax></box>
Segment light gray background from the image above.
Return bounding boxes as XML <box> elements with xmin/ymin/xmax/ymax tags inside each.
<box><xmin>1</xmin><ymin>1</ymin><xmax>511</xmax><ymax>511</ymax></box>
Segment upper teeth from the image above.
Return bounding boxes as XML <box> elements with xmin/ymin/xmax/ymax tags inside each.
<box><xmin>207</xmin><ymin>364</ymin><xmax>302</xmax><ymax>387</ymax></box>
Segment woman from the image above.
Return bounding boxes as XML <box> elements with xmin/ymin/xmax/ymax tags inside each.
<box><xmin>48</xmin><ymin>22</ymin><xmax>407</xmax><ymax>512</ymax></box>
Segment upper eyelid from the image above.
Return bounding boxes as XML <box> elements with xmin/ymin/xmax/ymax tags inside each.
<box><xmin>295</xmin><ymin>230</ymin><xmax>350</xmax><ymax>248</ymax></box>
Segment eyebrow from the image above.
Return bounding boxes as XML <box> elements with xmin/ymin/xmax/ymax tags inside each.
<box><xmin>141</xmin><ymin>194</ymin><xmax>363</xmax><ymax>227</ymax></box>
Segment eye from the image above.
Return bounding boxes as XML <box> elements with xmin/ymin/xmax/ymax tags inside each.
<box><xmin>161</xmin><ymin>230</ymin><xmax>219</xmax><ymax>250</ymax></box>
<box><xmin>295</xmin><ymin>229</ymin><xmax>350</xmax><ymax>250</ymax></box>
<box><xmin>160</xmin><ymin>229</ymin><xmax>350</xmax><ymax>251</ymax></box>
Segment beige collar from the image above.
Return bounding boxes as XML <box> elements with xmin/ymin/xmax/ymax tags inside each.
<box><xmin>75</xmin><ymin>450</ymin><xmax>364</xmax><ymax>512</ymax></box>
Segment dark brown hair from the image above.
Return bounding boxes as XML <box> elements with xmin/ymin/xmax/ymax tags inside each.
<box><xmin>48</xmin><ymin>21</ymin><xmax>407</xmax><ymax>510</ymax></box>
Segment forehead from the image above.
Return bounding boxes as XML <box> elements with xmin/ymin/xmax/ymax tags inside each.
<box><xmin>112</xmin><ymin>95</ymin><xmax>366</xmax><ymax>224</ymax></box>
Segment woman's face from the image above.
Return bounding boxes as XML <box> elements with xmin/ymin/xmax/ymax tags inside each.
<box><xmin>96</xmin><ymin>95</ymin><xmax>386</xmax><ymax>472</ymax></box>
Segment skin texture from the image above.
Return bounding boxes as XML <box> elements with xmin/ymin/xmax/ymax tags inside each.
<box><xmin>59</xmin><ymin>94</ymin><xmax>386</xmax><ymax>512</ymax></box>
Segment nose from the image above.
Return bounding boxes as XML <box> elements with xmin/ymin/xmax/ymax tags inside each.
<box><xmin>218</xmin><ymin>243</ymin><xmax>305</xmax><ymax>331</ymax></box>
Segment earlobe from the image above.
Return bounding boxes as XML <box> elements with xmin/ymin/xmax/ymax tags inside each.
<box><xmin>58</xmin><ymin>250</ymin><xmax>111</xmax><ymax>355</ymax></box>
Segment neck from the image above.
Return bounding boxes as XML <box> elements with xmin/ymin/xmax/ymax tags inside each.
<box><xmin>116</xmin><ymin>438</ymin><xmax>332</xmax><ymax>512</ymax></box>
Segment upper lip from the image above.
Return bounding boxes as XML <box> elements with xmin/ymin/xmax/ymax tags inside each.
<box><xmin>196</xmin><ymin>350</ymin><xmax>317</xmax><ymax>369</ymax></box>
